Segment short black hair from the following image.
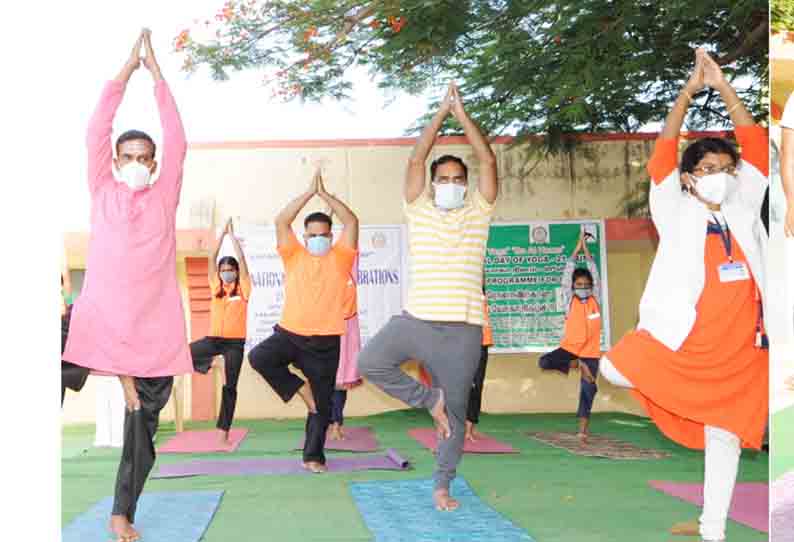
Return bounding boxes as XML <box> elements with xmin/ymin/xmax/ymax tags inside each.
<box><xmin>304</xmin><ymin>212</ymin><xmax>332</xmax><ymax>229</ymax></box>
<box><xmin>572</xmin><ymin>267</ymin><xmax>593</xmax><ymax>286</ymax></box>
<box><xmin>116</xmin><ymin>130</ymin><xmax>157</xmax><ymax>157</ymax></box>
<box><xmin>430</xmin><ymin>155</ymin><xmax>468</xmax><ymax>181</ymax></box>
<box><xmin>680</xmin><ymin>137</ymin><xmax>739</xmax><ymax>174</ymax></box>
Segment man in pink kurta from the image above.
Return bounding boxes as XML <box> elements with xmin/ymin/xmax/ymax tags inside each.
<box><xmin>64</xmin><ymin>72</ymin><xmax>190</xmax><ymax>379</ymax></box>
<box><xmin>62</xmin><ymin>30</ymin><xmax>190</xmax><ymax>542</ymax></box>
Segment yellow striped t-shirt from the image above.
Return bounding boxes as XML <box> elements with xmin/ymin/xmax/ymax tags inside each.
<box><xmin>404</xmin><ymin>189</ymin><xmax>494</xmax><ymax>325</ymax></box>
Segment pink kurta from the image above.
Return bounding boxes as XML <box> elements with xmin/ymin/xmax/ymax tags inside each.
<box><xmin>63</xmin><ymin>80</ymin><xmax>192</xmax><ymax>378</ymax></box>
<box><xmin>337</xmin><ymin>257</ymin><xmax>362</xmax><ymax>389</ymax></box>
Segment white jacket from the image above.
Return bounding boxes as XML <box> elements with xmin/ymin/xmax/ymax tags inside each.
<box><xmin>637</xmin><ymin>157</ymin><xmax>768</xmax><ymax>351</ymax></box>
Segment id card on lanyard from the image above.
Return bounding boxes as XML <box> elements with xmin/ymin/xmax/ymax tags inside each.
<box><xmin>712</xmin><ymin>215</ymin><xmax>750</xmax><ymax>283</ymax></box>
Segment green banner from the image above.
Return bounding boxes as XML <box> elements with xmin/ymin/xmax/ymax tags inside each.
<box><xmin>484</xmin><ymin>221</ymin><xmax>610</xmax><ymax>353</ymax></box>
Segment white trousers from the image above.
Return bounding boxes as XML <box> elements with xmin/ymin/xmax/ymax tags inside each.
<box><xmin>600</xmin><ymin>356</ymin><xmax>740</xmax><ymax>541</ymax></box>
<box><xmin>93</xmin><ymin>376</ymin><xmax>126</xmax><ymax>448</ymax></box>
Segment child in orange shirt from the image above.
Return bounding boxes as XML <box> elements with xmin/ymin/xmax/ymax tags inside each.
<box><xmin>190</xmin><ymin>219</ymin><xmax>251</xmax><ymax>444</ymax></box>
<box><xmin>538</xmin><ymin>228</ymin><xmax>602</xmax><ymax>442</ymax></box>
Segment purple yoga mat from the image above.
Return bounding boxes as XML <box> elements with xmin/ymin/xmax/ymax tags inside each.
<box><xmin>408</xmin><ymin>427</ymin><xmax>518</xmax><ymax>454</ymax></box>
<box><xmin>295</xmin><ymin>426</ymin><xmax>379</xmax><ymax>452</ymax></box>
<box><xmin>152</xmin><ymin>448</ymin><xmax>411</xmax><ymax>479</ymax></box>
<box><xmin>772</xmin><ymin>471</ymin><xmax>794</xmax><ymax>542</ymax></box>
<box><xmin>649</xmin><ymin>480</ymin><xmax>768</xmax><ymax>533</ymax></box>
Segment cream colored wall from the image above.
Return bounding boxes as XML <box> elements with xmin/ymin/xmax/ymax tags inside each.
<box><xmin>63</xmin><ymin>137</ymin><xmax>658</xmax><ymax>425</ymax></box>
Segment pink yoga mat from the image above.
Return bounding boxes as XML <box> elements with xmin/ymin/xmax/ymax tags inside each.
<box><xmin>296</xmin><ymin>426</ymin><xmax>379</xmax><ymax>452</ymax></box>
<box><xmin>772</xmin><ymin>472</ymin><xmax>794</xmax><ymax>542</ymax></box>
<box><xmin>157</xmin><ymin>428</ymin><xmax>248</xmax><ymax>454</ymax></box>
<box><xmin>649</xmin><ymin>480</ymin><xmax>768</xmax><ymax>533</ymax></box>
<box><xmin>152</xmin><ymin>449</ymin><xmax>411</xmax><ymax>478</ymax></box>
<box><xmin>408</xmin><ymin>428</ymin><xmax>518</xmax><ymax>454</ymax></box>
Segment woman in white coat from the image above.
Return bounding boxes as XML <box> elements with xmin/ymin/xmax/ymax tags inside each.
<box><xmin>600</xmin><ymin>48</ymin><xmax>768</xmax><ymax>542</ymax></box>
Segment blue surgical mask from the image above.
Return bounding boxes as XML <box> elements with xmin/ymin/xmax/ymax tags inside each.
<box><xmin>307</xmin><ymin>236</ymin><xmax>331</xmax><ymax>256</ymax></box>
<box><xmin>220</xmin><ymin>271</ymin><xmax>237</xmax><ymax>284</ymax></box>
<box><xmin>574</xmin><ymin>287</ymin><xmax>592</xmax><ymax>300</ymax></box>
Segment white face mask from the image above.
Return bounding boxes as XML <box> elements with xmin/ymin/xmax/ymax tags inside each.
<box><xmin>692</xmin><ymin>172</ymin><xmax>728</xmax><ymax>205</ymax></box>
<box><xmin>433</xmin><ymin>183</ymin><xmax>466</xmax><ymax>210</ymax></box>
<box><xmin>118</xmin><ymin>162</ymin><xmax>152</xmax><ymax>191</ymax></box>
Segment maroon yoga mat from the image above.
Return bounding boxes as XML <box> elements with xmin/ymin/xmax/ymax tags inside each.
<box><xmin>157</xmin><ymin>428</ymin><xmax>248</xmax><ymax>454</ymax></box>
<box><xmin>649</xmin><ymin>480</ymin><xmax>768</xmax><ymax>533</ymax></box>
<box><xmin>295</xmin><ymin>426</ymin><xmax>379</xmax><ymax>452</ymax></box>
<box><xmin>408</xmin><ymin>427</ymin><xmax>518</xmax><ymax>454</ymax></box>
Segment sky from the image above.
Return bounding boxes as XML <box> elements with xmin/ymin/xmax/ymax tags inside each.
<box><xmin>52</xmin><ymin>1</ymin><xmax>435</xmax><ymax>231</ymax></box>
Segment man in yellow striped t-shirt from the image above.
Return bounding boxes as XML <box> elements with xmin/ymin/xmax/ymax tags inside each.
<box><xmin>359</xmin><ymin>82</ymin><xmax>498</xmax><ymax>512</ymax></box>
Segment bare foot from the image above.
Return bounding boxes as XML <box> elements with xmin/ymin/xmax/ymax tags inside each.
<box><xmin>218</xmin><ymin>429</ymin><xmax>231</xmax><ymax>445</ymax></box>
<box><xmin>433</xmin><ymin>488</ymin><xmax>460</xmax><ymax>511</ymax></box>
<box><xmin>576</xmin><ymin>432</ymin><xmax>589</xmax><ymax>445</ymax></box>
<box><xmin>302</xmin><ymin>461</ymin><xmax>327</xmax><ymax>473</ymax></box>
<box><xmin>464</xmin><ymin>421</ymin><xmax>479</xmax><ymax>442</ymax></box>
<box><xmin>669</xmin><ymin>520</ymin><xmax>699</xmax><ymax>536</ymax></box>
<box><xmin>109</xmin><ymin>515</ymin><xmax>138</xmax><ymax>542</ymax></box>
<box><xmin>297</xmin><ymin>382</ymin><xmax>317</xmax><ymax>413</ymax></box>
<box><xmin>430</xmin><ymin>389</ymin><xmax>451</xmax><ymax>439</ymax></box>
<box><xmin>328</xmin><ymin>423</ymin><xmax>345</xmax><ymax>441</ymax></box>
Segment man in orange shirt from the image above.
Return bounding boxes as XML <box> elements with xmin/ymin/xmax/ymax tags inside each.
<box><xmin>249</xmin><ymin>169</ymin><xmax>358</xmax><ymax>473</ymax></box>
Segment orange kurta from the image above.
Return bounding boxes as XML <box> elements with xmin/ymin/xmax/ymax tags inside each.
<box><xmin>607</xmin><ymin>233</ymin><xmax>767</xmax><ymax>450</ymax></box>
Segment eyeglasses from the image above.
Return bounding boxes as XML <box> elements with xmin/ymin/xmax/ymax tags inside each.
<box><xmin>692</xmin><ymin>165</ymin><xmax>737</xmax><ymax>176</ymax></box>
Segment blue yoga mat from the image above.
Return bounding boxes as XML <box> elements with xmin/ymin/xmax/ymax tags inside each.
<box><xmin>62</xmin><ymin>490</ymin><xmax>223</xmax><ymax>542</ymax></box>
<box><xmin>349</xmin><ymin>477</ymin><xmax>535</xmax><ymax>542</ymax></box>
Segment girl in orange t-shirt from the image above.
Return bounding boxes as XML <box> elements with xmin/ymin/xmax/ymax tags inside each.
<box><xmin>538</xmin><ymin>228</ymin><xmax>602</xmax><ymax>442</ymax></box>
<box><xmin>600</xmin><ymin>49</ymin><xmax>768</xmax><ymax>542</ymax></box>
<box><xmin>190</xmin><ymin>219</ymin><xmax>252</xmax><ymax>444</ymax></box>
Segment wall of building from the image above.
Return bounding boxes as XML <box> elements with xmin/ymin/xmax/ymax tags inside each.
<box><xmin>62</xmin><ymin>134</ymin><xmax>669</xmax><ymax>425</ymax></box>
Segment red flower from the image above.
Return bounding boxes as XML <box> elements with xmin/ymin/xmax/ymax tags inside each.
<box><xmin>369</xmin><ymin>19</ymin><xmax>381</xmax><ymax>29</ymax></box>
<box><xmin>389</xmin><ymin>16</ymin><xmax>406</xmax><ymax>33</ymax></box>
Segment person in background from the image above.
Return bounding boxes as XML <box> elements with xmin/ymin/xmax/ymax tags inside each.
<box><xmin>189</xmin><ymin>218</ymin><xmax>251</xmax><ymax>444</ymax></box>
<box><xmin>248</xmin><ymin>169</ymin><xmax>359</xmax><ymax>473</ymax></box>
<box><xmin>61</xmin><ymin>256</ymin><xmax>89</xmax><ymax>406</ymax></box>
<box><xmin>464</xmin><ymin>290</ymin><xmax>493</xmax><ymax>442</ymax></box>
<box><xmin>600</xmin><ymin>48</ymin><xmax>768</xmax><ymax>542</ymax></box>
<box><xmin>538</xmin><ymin>227</ymin><xmax>602</xmax><ymax>443</ymax></box>
<box><xmin>329</xmin><ymin>254</ymin><xmax>362</xmax><ymax>441</ymax></box>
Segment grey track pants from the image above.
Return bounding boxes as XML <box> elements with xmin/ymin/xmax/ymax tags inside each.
<box><xmin>358</xmin><ymin>312</ymin><xmax>482</xmax><ymax>490</ymax></box>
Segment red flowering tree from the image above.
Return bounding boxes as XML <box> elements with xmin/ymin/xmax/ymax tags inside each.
<box><xmin>176</xmin><ymin>1</ymin><xmax>768</xmax><ymax>145</ymax></box>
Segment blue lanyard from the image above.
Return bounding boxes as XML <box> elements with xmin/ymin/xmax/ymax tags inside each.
<box><xmin>710</xmin><ymin>214</ymin><xmax>733</xmax><ymax>263</ymax></box>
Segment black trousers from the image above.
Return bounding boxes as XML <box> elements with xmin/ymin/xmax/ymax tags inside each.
<box><xmin>61</xmin><ymin>305</ymin><xmax>89</xmax><ymax>405</ymax></box>
<box><xmin>249</xmin><ymin>325</ymin><xmax>340</xmax><ymax>464</ymax></box>
<box><xmin>330</xmin><ymin>389</ymin><xmax>347</xmax><ymax>425</ymax></box>
<box><xmin>112</xmin><ymin>376</ymin><xmax>173</xmax><ymax>522</ymax></box>
<box><xmin>466</xmin><ymin>346</ymin><xmax>489</xmax><ymax>424</ymax></box>
<box><xmin>190</xmin><ymin>337</ymin><xmax>245</xmax><ymax>431</ymax></box>
<box><xmin>538</xmin><ymin>347</ymin><xmax>600</xmax><ymax>419</ymax></box>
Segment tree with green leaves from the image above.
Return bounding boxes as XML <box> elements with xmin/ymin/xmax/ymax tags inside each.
<box><xmin>176</xmin><ymin>0</ymin><xmax>767</xmax><ymax>152</ymax></box>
